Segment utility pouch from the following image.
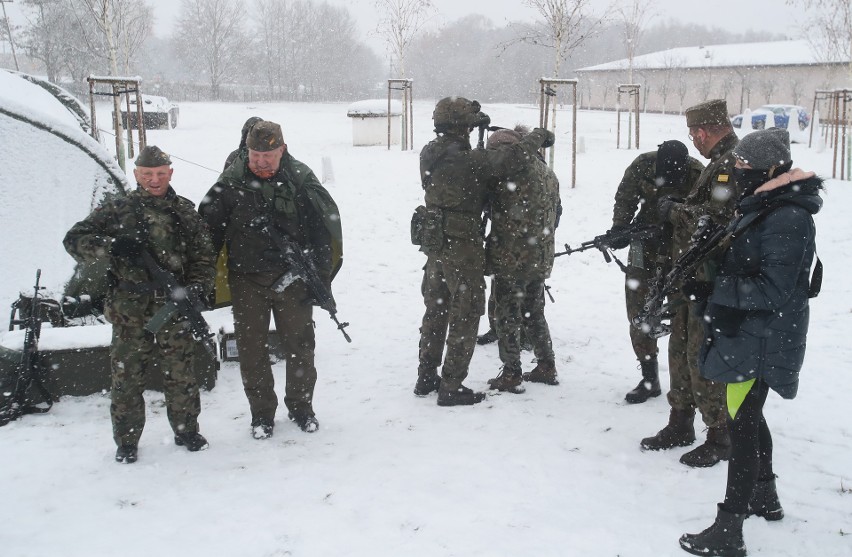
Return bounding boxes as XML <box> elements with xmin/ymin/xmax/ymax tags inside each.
<box><xmin>411</xmin><ymin>205</ymin><xmax>443</xmax><ymax>250</ymax></box>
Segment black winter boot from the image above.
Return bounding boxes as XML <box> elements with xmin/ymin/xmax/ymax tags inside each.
<box><xmin>414</xmin><ymin>369</ymin><xmax>441</xmax><ymax>396</ymax></box>
<box><xmin>174</xmin><ymin>432</ymin><xmax>209</xmax><ymax>452</ymax></box>
<box><xmin>487</xmin><ymin>365</ymin><xmax>525</xmax><ymax>394</ymax></box>
<box><xmin>625</xmin><ymin>358</ymin><xmax>662</xmax><ymax>404</ymax></box>
<box><xmin>680</xmin><ymin>425</ymin><xmax>731</xmax><ymax>468</ymax></box>
<box><xmin>115</xmin><ymin>444</ymin><xmax>138</xmax><ymax>463</ymax></box>
<box><xmin>437</xmin><ymin>384</ymin><xmax>486</xmax><ymax>407</ymax></box>
<box><xmin>476</xmin><ymin>329</ymin><xmax>498</xmax><ymax>345</ymax></box>
<box><xmin>522</xmin><ymin>360</ymin><xmax>559</xmax><ymax>385</ymax></box>
<box><xmin>748</xmin><ymin>475</ymin><xmax>784</xmax><ymax>521</ymax></box>
<box><xmin>640</xmin><ymin>408</ymin><xmax>696</xmax><ymax>450</ymax></box>
<box><xmin>679</xmin><ymin>504</ymin><xmax>747</xmax><ymax>557</ymax></box>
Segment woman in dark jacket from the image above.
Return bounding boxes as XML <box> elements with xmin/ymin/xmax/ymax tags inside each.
<box><xmin>679</xmin><ymin>127</ymin><xmax>823</xmax><ymax>557</ymax></box>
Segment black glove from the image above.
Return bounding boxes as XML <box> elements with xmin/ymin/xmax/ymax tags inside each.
<box><xmin>706</xmin><ymin>303</ymin><xmax>747</xmax><ymax>337</ymax></box>
<box><xmin>535</xmin><ymin>128</ymin><xmax>556</xmax><ymax>148</ymax></box>
<box><xmin>682</xmin><ymin>278</ymin><xmax>714</xmax><ymax>301</ymax></box>
<box><xmin>657</xmin><ymin>196</ymin><xmax>681</xmax><ymax>222</ymax></box>
<box><xmin>110</xmin><ymin>236</ymin><xmax>144</xmax><ymax>259</ymax></box>
<box><xmin>472</xmin><ymin>112</ymin><xmax>491</xmax><ymax>128</ymax></box>
<box><xmin>606</xmin><ymin>224</ymin><xmax>631</xmax><ymax>250</ymax></box>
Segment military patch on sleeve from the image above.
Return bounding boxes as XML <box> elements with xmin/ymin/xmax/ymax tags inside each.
<box><xmin>717</xmin><ymin>174</ymin><xmax>729</xmax><ymax>183</ymax></box>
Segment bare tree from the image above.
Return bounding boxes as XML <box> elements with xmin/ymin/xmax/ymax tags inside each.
<box><xmin>615</xmin><ymin>0</ymin><xmax>655</xmax><ymax>84</ymax></box>
<box><xmin>510</xmin><ymin>0</ymin><xmax>609</xmax><ymax>77</ymax></box>
<box><xmin>253</xmin><ymin>0</ymin><xmax>289</xmax><ymax>98</ymax></box>
<box><xmin>759</xmin><ymin>77</ymin><xmax>776</xmax><ymax>104</ymax></box>
<box><xmin>20</xmin><ymin>0</ymin><xmax>69</xmax><ymax>82</ymax></box>
<box><xmin>175</xmin><ymin>0</ymin><xmax>248</xmax><ymax>100</ymax></box>
<box><xmin>373</xmin><ymin>0</ymin><xmax>433</xmax><ymax>77</ymax></box>
<box><xmin>72</xmin><ymin>0</ymin><xmax>152</xmax><ymax>75</ymax></box>
<box><xmin>787</xmin><ymin>0</ymin><xmax>852</xmax><ymax>82</ymax></box>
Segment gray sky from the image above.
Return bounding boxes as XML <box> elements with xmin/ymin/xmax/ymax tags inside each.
<box><xmin>4</xmin><ymin>0</ymin><xmax>802</xmax><ymax>48</ymax></box>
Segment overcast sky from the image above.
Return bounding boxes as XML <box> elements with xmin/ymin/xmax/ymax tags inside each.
<box><xmin>4</xmin><ymin>0</ymin><xmax>802</xmax><ymax>50</ymax></box>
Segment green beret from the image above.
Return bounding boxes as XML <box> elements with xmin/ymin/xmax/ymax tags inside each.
<box><xmin>135</xmin><ymin>145</ymin><xmax>172</xmax><ymax>167</ymax></box>
<box><xmin>247</xmin><ymin>121</ymin><xmax>285</xmax><ymax>152</ymax></box>
<box><xmin>685</xmin><ymin>99</ymin><xmax>730</xmax><ymax>127</ymax></box>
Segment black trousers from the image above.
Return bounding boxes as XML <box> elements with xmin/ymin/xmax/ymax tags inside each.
<box><xmin>723</xmin><ymin>379</ymin><xmax>774</xmax><ymax>514</ymax></box>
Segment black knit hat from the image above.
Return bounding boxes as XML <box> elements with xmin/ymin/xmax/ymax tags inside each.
<box><xmin>656</xmin><ymin>140</ymin><xmax>689</xmax><ymax>187</ymax></box>
<box><xmin>733</xmin><ymin>128</ymin><xmax>791</xmax><ymax>170</ymax></box>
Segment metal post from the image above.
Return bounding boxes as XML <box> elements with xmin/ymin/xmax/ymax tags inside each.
<box><xmin>0</xmin><ymin>0</ymin><xmax>19</xmax><ymax>71</ymax></box>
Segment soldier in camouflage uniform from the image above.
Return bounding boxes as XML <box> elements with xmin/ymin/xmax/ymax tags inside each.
<box><xmin>484</xmin><ymin>129</ymin><xmax>561</xmax><ymax>393</ymax></box>
<box><xmin>63</xmin><ymin>146</ymin><xmax>216</xmax><ymax>464</ymax></box>
<box><xmin>609</xmin><ymin>141</ymin><xmax>703</xmax><ymax>404</ymax></box>
<box><xmin>200</xmin><ymin>121</ymin><xmax>343</xmax><ymax>439</ymax></box>
<box><xmin>642</xmin><ymin>99</ymin><xmax>741</xmax><ymax>468</ymax></box>
<box><xmin>414</xmin><ymin>97</ymin><xmax>554</xmax><ymax>406</ymax></box>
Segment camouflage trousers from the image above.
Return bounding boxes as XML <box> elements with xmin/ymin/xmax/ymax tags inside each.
<box><xmin>230</xmin><ymin>271</ymin><xmax>317</xmax><ymax>423</ymax></box>
<box><xmin>666</xmin><ymin>301</ymin><xmax>727</xmax><ymax>428</ymax></box>
<box><xmin>493</xmin><ymin>276</ymin><xmax>554</xmax><ymax>370</ymax></box>
<box><xmin>624</xmin><ymin>264</ymin><xmax>659</xmax><ymax>362</ymax></box>
<box><xmin>110</xmin><ymin>320</ymin><xmax>200</xmax><ymax>447</ymax></box>
<box><xmin>418</xmin><ymin>255</ymin><xmax>485</xmax><ymax>389</ymax></box>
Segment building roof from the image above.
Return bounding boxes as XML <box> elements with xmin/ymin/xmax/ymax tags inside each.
<box><xmin>576</xmin><ymin>39</ymin><xmax>848</xmax><ymax>72</ymax></box>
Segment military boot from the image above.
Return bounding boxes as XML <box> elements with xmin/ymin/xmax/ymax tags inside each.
<box><xmin>476</xmin><ymin>329</ymin><xmax>498</xmax><ymax>345</ymax></box>
<box><xmin>522</xmin><ymin>360</ymin><xmax>559</xmax><ymax>385</ymax></box>
<box><xmin>115</xmin><ymin>444</ymin><xmax>138</xmax><ymax>464</ymax></box>
<box><xmin>640</xmin><ymin>408</ymin><xmax>696</xmax><ymax>451</ymax></box>
<box><xmin>413</xmin><ymin>367</ymin><xmax>441</xmax><ymax>397</ymax></box>
<box><xmin>680</xmin><ymin>425</ymin><xmax>731</xmax><ymax>468</ymax></box>
<box><xmin>679</xmin><ymin>504</ymin><xmax>747</xmax><ymax>557</ymax></box>
<box><xmin>748</xmin><ymin>475</ymin><xmax>784</xmax><ymax>521</ymax></box>
<box><xmin>625</xmin><ymin>358</ymin><xmax>662</xmax><ymax>404</ymax></box>
<box><xmin>174</xmin><ymin>432</ymin><xmax>209</xmax><ymax>452</ymax></box>
<box><xmin>437</xmin><ymin>383</ymin><xmax>486</xmax><ymax>407</ymax></box>
<box><xmin>487</xmin><ymin>365</ymin><xmax>525</xmax><ymax>394</ymax></box>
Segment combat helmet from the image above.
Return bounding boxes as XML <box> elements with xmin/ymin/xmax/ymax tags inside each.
<box><xmin>433</xmin><ymin>96</ymin><xmax>481</xmax><ymax>133</ymax></box>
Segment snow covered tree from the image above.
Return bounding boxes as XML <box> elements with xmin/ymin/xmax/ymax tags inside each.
<box><xmin>615</xmin><ymin>0</ymin><xmax>656</xmax><ymax>84</ymax></box>
<box><xmin>71</xmin><ymin>0</ymin><xmax>153</xmax><ymax>75</ymax></box>
<box><xmin>513</xmin><ymin>0</ymin><xmax>609</xmax><ymax>77</ymax></box>
<box><xmin>788</xmin><ymin>0</ymin><xmax>852</xmax><ymax>82</ymax></box>
<box><xmin>174</xmin><ymin>0</ymin><xmax>248</xmax><ymax>100</ymax></box>
<box><xmin>373</xmin><ymin>0</ymin><xmax>433</xmax><ymax>77</ymax></box>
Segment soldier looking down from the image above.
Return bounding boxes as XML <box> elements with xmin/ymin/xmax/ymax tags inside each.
<box><xmin>610</xmin><ymin>140</ymin><xmax>703</xmax><ymax>404</ymax></box>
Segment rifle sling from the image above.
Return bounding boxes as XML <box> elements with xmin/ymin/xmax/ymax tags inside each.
<box><xmin>145</xmin><ymin>301</ymin><xmax>180</xmax><ymax>335</ymax></box>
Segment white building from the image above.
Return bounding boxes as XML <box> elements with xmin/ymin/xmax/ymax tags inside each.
<box><xmin>575</xmin><ymin>40</ymin><xmax>851</xmax><ymax>115</ymax></box>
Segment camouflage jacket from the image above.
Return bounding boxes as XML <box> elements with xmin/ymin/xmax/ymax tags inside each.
<box><xmin>419</xmin><ymin>128</ymin><xmax>549</xmax><ymax>271</ymax></box>
<box><xmin>486</xmin><ymin>154</ymin><xmax>560</xmax><ymax>280</ymax></box>
<box><xmin>669</xmin><ymin>132</ymin><xmax>741</xmax><ymax>259</ymax></box>
<box><xmin>199</xmin><ymin>151</ymin><xmax>343</xmax><ymax>282</ymax></box>
<box><xmin>612</xmin><ymin>151</ymin><xmax>703</xmax><ymax>271</ymax></box>
<box><xmin>63</xmin><ymin>186</ymin><xmax>216</xmax><ymax>326</ymax></box>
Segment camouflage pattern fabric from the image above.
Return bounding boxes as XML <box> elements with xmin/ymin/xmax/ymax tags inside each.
<box><xmin>666</xmin><ymin>303</ymin><xmax>727</xmax><ymax>428</ymax></box>
<box><xmin>612</xmin><ymin>151</ymin><xmax>703</xmax><ymax>361</ymax></box>
<box><xmin>417</xmin><ymin>128</ymin><xmax>550</xmax><ymax>386</ymax></box>
<box><xmin>487</xmin><ymin>152</ymin><xmax>560</xmax><ymax>369</ymax></box>
<box><xmin>493</xmin><ymin>277</ymin><xmax>554</xmax><ymax>368</ymax></box>
<box><xmin>110</xmin><ymin>320</ymin><xmax>201</xmax><ymax>446</ymax></box>
<box><xmin>665</xmin><ymin>132</ymin><xmax>741</xmax><ymax>429</ymax></box>
<box><xmin>63</xmin><ymin>186</ymin><xmax>216</xmax><ymax>446</ymax></box>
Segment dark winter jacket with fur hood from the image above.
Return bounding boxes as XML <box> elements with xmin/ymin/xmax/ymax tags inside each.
<box><xmin>699</xmin><ymin>169</ymin><xmax>822</xmax><ymax>399</ymax></box>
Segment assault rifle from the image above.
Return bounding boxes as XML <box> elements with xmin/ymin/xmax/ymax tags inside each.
<box><xmin>139</xmin><ymin>251</ymin><xmax>218</xmax><ymax>359</ymax></box>
<box><xmin>0</xmin><ymin>270</ymin><xmax>54</xmax><ymax>427</ymax></box>
<box><xmin>632</xmin><ymin>215</ymin><xmax>734</xmax><ymax>339</ymax></box>
<box><xmin>251</xmin><ymin>215</ymin><xmax>352</xmax><ymax>343</ymax></box>
<box><xmin>554</xmin><ymin>223</ymin><xmax>661</xmax><ymax>271</ymax></box>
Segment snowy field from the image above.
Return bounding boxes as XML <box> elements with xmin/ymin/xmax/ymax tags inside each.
<box><xmin>1</xmin><ymin>100</ymin><xmax>850</xmax><ymax>557</ymax></box>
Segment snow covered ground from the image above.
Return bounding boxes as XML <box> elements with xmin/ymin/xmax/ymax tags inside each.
<box><xmin>1</xmin><ymin>100</ymin><xmax>850</xmax><ymax>557</ymax></box>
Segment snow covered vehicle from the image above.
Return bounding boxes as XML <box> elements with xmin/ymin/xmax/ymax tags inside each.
<box><xmin>0</xmin><ymin>71</ymin><xmax>215</xmax><ymax>418</ymax></box>
<box><xmin>119</xmin><ymin>93</ymin><xmax>180</xmax><ymax>130</ymax></box>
